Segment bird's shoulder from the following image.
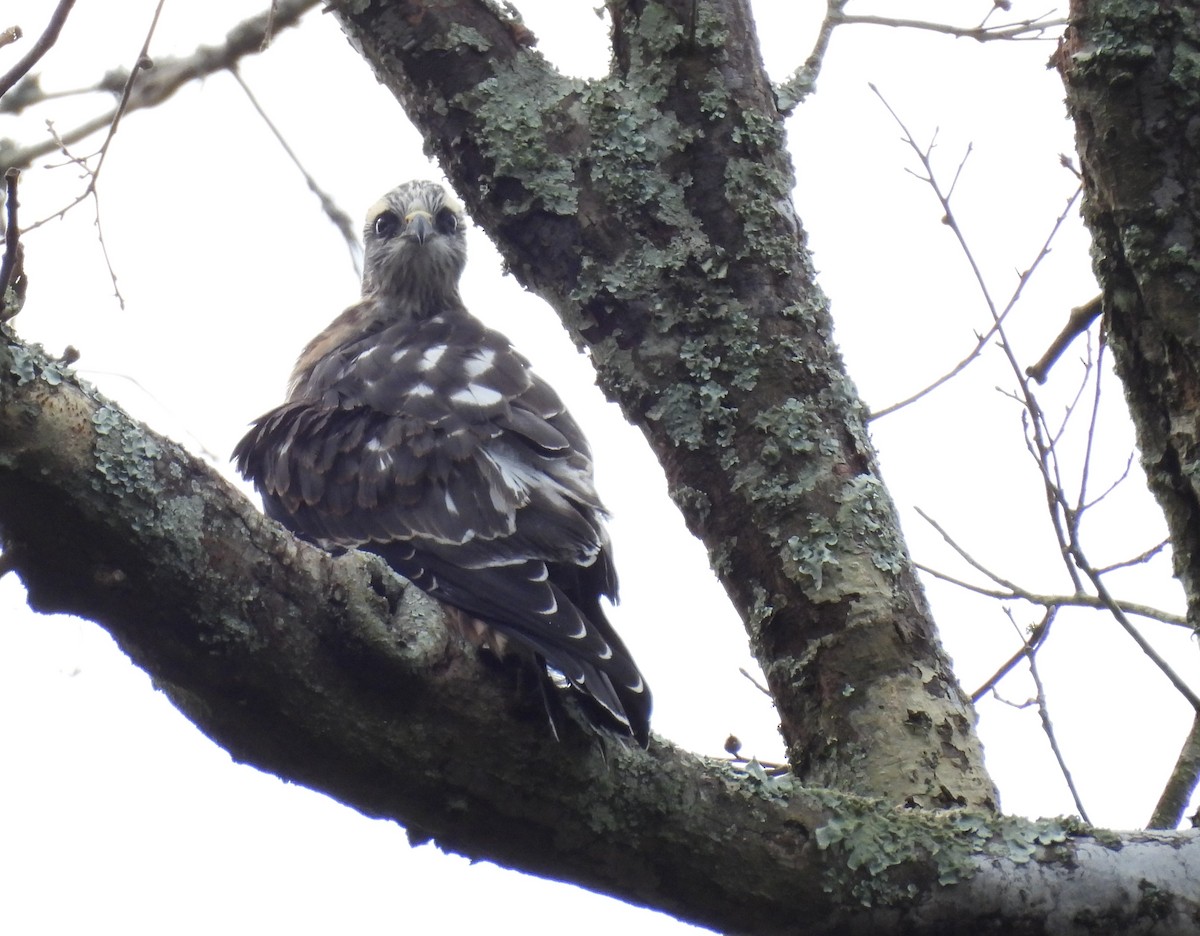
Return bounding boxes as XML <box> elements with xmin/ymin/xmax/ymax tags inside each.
<box><xmin>288</xmin><ymin>305</ymin><xmax>561</xmax><ymax>426</ymax></box>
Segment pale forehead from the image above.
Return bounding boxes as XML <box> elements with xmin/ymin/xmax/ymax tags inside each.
<box><xmin>365</xmin><ymin>182</ymin><xmax>464</xmax><ymax>223</ymax></box>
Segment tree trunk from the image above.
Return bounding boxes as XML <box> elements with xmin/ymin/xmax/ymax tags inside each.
<box><xmin>1057</xmin><ymin>0</ymin><xmax>1200</xmax><ymax>827</ymax></box>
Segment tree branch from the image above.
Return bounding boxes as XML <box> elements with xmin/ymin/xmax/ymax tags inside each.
<box><xmin>3</xmin><ymin>326</ymin><xmax>1199</xmax><ymax>935</ymax></box>
<box><xmin>0</xmin><ymin>0</ymin><xmax>319</xmax><ymax>173</ymax></box>
<box><xmin>0</xmin><ymin>0</ymin><xmax>77</xmax><ymax>99</ymax></box>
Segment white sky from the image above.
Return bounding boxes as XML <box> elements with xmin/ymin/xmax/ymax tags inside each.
<box><xmin>2</xmin><ymin>2</ymin><xmax>1196</xmax><ymax>933</ymax></box>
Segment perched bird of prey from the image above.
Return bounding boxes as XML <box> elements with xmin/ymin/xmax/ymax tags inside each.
<box><xmin>233</xmin><ymin>180</ymin><xmax>651</xmax><ymax>747</ymax></box>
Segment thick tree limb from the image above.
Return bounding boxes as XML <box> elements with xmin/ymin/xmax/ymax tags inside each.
<box><xmin>1057</xmin><ymin>1</ymin><xmax>1200</xmax><ymax>825</ymax></box>
<box><xmin>331</xmin><ymin>0</ymin><xmax>995</xmax><ymax>810</ymax></box>
<box><xmin>3</xmin><ymin>329</ymin><xmax>1200</xmax><ymax>935</ymax></box>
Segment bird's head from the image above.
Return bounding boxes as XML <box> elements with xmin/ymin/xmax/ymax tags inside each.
<box><xmin>361</xmin><ymin>180</ymin><xmax>468</xmax><ymax>312</ymax></box>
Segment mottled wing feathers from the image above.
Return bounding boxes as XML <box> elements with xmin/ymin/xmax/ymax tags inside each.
<box><xmin>234</xmin><ymin>303</ymin><xmax>650</xmax><ymax>745</ymax></box>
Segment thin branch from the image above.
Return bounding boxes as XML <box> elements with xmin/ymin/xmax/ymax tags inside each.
<box><xmin>867</xmin><ymin>86</ymin><xmax>1082</xmax><ymax>418</ymax></box>
<box><xmin>775</xmin><ymin>0</ymin><xmax>848</xmax><ymax>110</ymax></box>
<box><xmin>972</xmin><ymin>612</ymin><xmax>1052</xmax><ymax>703</ymax></box>
<box><xmin>738</xmin><ymin>666</ymin><xmax>773</xmax><ymax>698</ymax></box>
<box><xmin>88</xmin><ymin>0</ymin><xmax>168</xmax><ymax>186</ymax></box>
<box><xmin>1149</xmin><ymin>712</ymin><xmax>1200</xmax><ymax>829</ymax></box>
<box><xmin>1070</xmin><ymin>548</ymin><xmax>1200</xmax><ymax>712</ymax></box>
<box><xmin>1026</xmin><ymin>294</ymin><xmax>1104</xmax><ymax>384</ymax></box>
<box><xmin>1080</xmin><ymin>452</ymin><xmax>1134</xmax><ymax>513</ymax></box>
<box><xmin>0</xmin><ymin>0</ymin><xmax>320</xmax><ymax>174</ymax></box>
<box><xmin>0</xmin><ymin>168</ymin><xmax>24</xmax><ymax>321</ymax></box>
<box><xmin>1093</xmin><ymin>538</ymin><xmax>1169</xmax><ymax>575</ymax></box>
<box><xmin>0</xmin><ymin>0</ymin><xmax>77</xmax><ymax>99</ymax></box>
<box><xmin>914</xmin><ymin>507</ymin><xmax>1023</xmax><ymax>593</ymax></box>
<box><xmin>230</xmin><ymin>68</ymin><xmax>362</xmax><ymax>280</ymax></box>
<box><xmin>839</xmin><ymin>11</ymin><xmax>1066</xmax><ymax>43</ymax></box>
<box><xmin>916</xmin><ymin>561</ymin><xmax>1187</xmax><ymax>630</ymax></box>
<box><xmin>1009</xmin><ymin>608</ymin><xmax>1091</xmax><ymax>823</ymax></box>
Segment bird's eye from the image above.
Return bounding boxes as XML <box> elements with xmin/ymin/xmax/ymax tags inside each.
<box><xmin>435</xmin><ymin>207</ymin><xmax>459</xmax><ymax>234</ymax></box>
<box><xmin>374</xmin><ymin>211</ymin><xmax>400</xmax><ymax>239</ymax></box>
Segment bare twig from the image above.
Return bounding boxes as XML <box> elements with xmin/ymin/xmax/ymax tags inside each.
<box><xmin>971</xmin><ymin>612</ymin><xmax>1052</xmax><ymax>703</ymax></box>
<box><xmin>1027</xmin><ymin>295</ymin><xmax>1104</xmax><ymax>384</ymax></box>
<box><xmin>1093</xmin><ymin>538</ymin><xmax>1169</xmax><ymax>575</ymax></box>
<box><xmin>1009</xmin><ymin>608</ymin><xmax>1091</xmax><ymax>823</ymax></box>
<box><xmin>1074</xmin><ymin>335</ymin><xmax>1112</xmax><ymax>522</ymax></box>
<box><xmin>839</xmin><ymin>11</ymin><xmax>1066</xmax><ymax>43</ymax></box>
<box><xmin>231</xmin><ymin>68</ymin><xmax>362</xmax><ymax>280</ymax></box>
<box><xmin>775</xmin><ymin>0</ymin><xmax>848</xmax><ymax>110</ymax></box>
<box><xmin>738</xmin><ymin>666</ymin><xmax>773</xmax><ymax>698</ymax></box>
<box><xmin>776</xmin><ymin>2</ymin><xmax>1064</xmax><ymax>109</ymax></box>
<box><xmin>867</xmin><ymin>87</ymin><xmax>1082</xmax><ymax>419</ymax></box>
<box><xmin>1149</xmin><ymin>712</ymin><xmax>1200</xmax><ymax>829</ymax></box>
<box><xmin>1080</xmin><ymin>452</ymin><xmax>1133</xmax><ymax>513</ymax></box>
<box><xmin>0</xmin><ymin>0</ymin><xmax>77</xmax><ymax>99</ymax></box>
<box><xmin>914</xmin><ymin>507</ymin><xmax>1023</xmax><ymax>593</ymax></box>
<box><xmin>916</xmin><ymin>561</ymin><xmax>1187</xmax><ymax>630</ymax></box>
<box><xmin>1</xmin><ymin>0</ymin><xmax>321</xmax><ymax>173</ymax></box>
<box><xmin>1071</xmin><ymin>548</ymin><xmax>1200</xmax><ymax>711</ymax></box>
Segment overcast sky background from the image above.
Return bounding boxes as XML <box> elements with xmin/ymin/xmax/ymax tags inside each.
<box><xmin>2</xmin><ymin>2</ymin><xmax>1197</xmax><ymax>933</ymax></box>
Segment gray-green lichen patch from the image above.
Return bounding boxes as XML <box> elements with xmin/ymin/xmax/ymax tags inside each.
<box><xmin>811</xmin><ymin>793</ymin><xmax>1075</xmax><ymax>906</ymax></box>
<box><xmin>836</xmin><ymin>474</ymin><xmax>906</xmax><ymax>576</ymax></box>
<box><xmin>92</xmin><ymin>403</ymin><xmax>163</xmax><ymax>503</ymax></box>
<box><xmin>456</xmin><ymin>57</ymin><xmax>581</xmax><ymax>216</ymax></box>
<box><xmin>6</xmin><ymin>341</ymin><xmax>74</xmax><ymax>387</ymax></box>
<box><xmin>429</xmin><ymin>23</ymin><xmax>491</xmax><ymax>53</ymax></box>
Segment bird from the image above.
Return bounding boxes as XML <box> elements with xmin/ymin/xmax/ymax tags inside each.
<box><xmin>233</xmin><ymin>180</ymin><xmax>651</xmax><ymax>747</ymax></box>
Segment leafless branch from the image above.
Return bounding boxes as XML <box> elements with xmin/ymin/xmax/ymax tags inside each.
<box><xmin>1070</xmin><ymin>547</ymin><xmax>1200</xmax><ymax>711</ymax></box>
<box><xmin>739</xmin><ymin>666</ymin><xmax>773</xmax><ymax>698</ymax></box>
<box><xmin>916</xmin><ymin>561</ymin><xmax>1187</xmax><ymax>630</ymax></box>
<box><xmin>1093</xmin><ymin>538</ymin><xmax>1169</xmax><ymax>575</ymax></box>
<box><xmin>1008</xmin><ymin>608</ymin><xmax>1091</xmax><ymax>823</ymax></box>
<box><xmin>0</xmin><ymin>0</ymin><xmax>320</xmax><ymax>173</ymax></box>
<box><xmin>971</xmin><ymin>612</ymin><xmax>1052</xmax><ymax>703</ymax></box>
<box><xmin>867</xmin><ymin>87</ymin><xmax>1082</xmax><ymax>419</ymax></box>
<box><xmin>1149</xmin><ymin>712</ymin><xmax>1200</xmax><ymax>829</ymax></box>
<box><xmin>0</xmin><ymin>0</ymin><xmax>77</xmax><ymax>99</ymax></box>
<box><xmin>839</xmin><ymin>10</ymin><xmax>1066</xmax><ymax>43</ymax></box>
<box><xmin>881</xmin><ymin>76</ymin><xmax>1197</xmax><ymax>757</ymax></box>
<box><xmin>914</xmin><ymin>506</ymin><xmax>1023</xmax><ymax>594</ymax></box>
<box><xmin>1027</xmin><ymin>294</ymin><xmax>1104</xmax><ymax>384</ymax></box>
<box><xmin>230</xmin><ymin>68</ymin><xmax>362</xmax><ymax>280</ymax></box>
<box><xmin>775</xmin><ymin>0</ymin><xmax>848</xmax><ymax>110</ymax></box>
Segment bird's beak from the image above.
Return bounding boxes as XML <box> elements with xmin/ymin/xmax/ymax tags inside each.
<box><xmin>404</xmin><ymin>209</ymin><xmax>435</xmax><ymax>244</ymax></box>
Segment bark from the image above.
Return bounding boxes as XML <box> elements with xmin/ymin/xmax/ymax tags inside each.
<box><xmin>2</xmin><ymin>332</ymin><xmax>1199</xmax><ymax>934</ymax></box>
<box><xmin>1057</xmin><ymin>1</ymin><xmax>1200</xmax><ymax>824</ymax></box>
<box><xmin>331</xmin><ymin>0</ymin><xmax>994</xmax><ymax>811</ymax></box>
